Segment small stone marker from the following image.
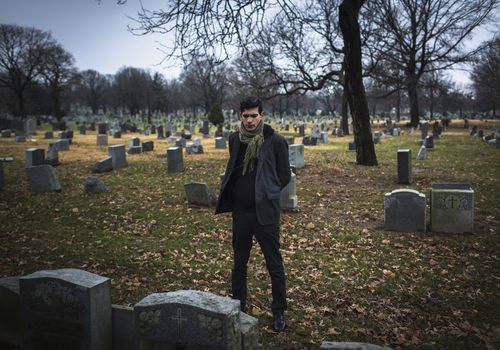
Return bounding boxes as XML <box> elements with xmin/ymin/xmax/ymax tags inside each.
<box><xmin>134</xmin><ymin>290</ymin><xmax>242</xmax><ymax>350</ymax></box>
<box><xmin>54</xmin><ymin>138</ymin><xmax>70</xmax><ymax>151</ymax></box>
<box><xmin>15</xmin><ymin>135</ymin><xmax>26</xmax><ymax>143</ymax></box>
<box><xmin>113</xmin><ymin>130</ymin><xmax>122</xmax><ymax>138</ymax></box>
<box><xmin>1</xmin><ymin>130</ymin><xmax>11</xmax><ymax>138</ymax></box>
<box><xmin>45</xmin><ymin>143</ymin><xmax>60</xmax><ymax>166</ymax></box>
<box><xmin>184</xmin><ymin>182</ymin><xmax>217</xmax><ymax>207</ymax></box>
<box><xmin>44</xmin><ymin>131</ymin><xmax>53</xmax><ymax>139</ymax></box>
<box><xmin>128</xmin><ymin>146</ymin><xmax>142</xmax><ymax>154</ymax></box>
<box><xmin>98</xmin><ymin>123</ymin><xmax>107</xmax><ymax>135</ymax></box>
<box><xmin>108</xmin><ymin>144</ymin><xmax>127</xmax><ymax>169</ymax></box>
<box><xmin>320</xmin><ymin>341</ymin><xmax>393</xmax><ymax>350</ymax></box>
<box><xmin>26</xmin><ymin>164</ymin><xmax>61</xmax><ymax>192</ymax></box>
<box><xmin>384</xmin><ymin>189</ymin><xmax>426</xmax><ymax>232</ymax></box>
<box><xmin>280</xmin><ymin>172</ymin><xmax>298</xmax><ymax>210</ymax></box>
<box><xmin>320</xmin><ymin>131</ymin><xmax>329</xmax><ymax>144</ymax></box>
<box><xmin>20</xmin><ymin>268</ymin><xmax>112</xmax><ymax>350</ymax></box>
<box><xmin>302</xmin><ymin>136</ymin><xmax>317</xmax><ymax>146</ymax></box>
<box><xmin>167</xmin><ymin>147</ymin><xmax>184</xmax><ymax>173</ymax></box>
<box><xmin>397</xmin><ymin>149</ymin><xmax>411</xmax><ymax>184</ymax></box>
<box><xmin>289</xmin><ymin>144</ymin><xmax>305</xmax><ymax>169</ymax></box>
<box><xmin>92</xmin><ymin>157</ymin><xmax>113</xmax><ymax>173</ymax></box>
<box><xmin>416</xmin><ymin>145</ymin><xmax>426</xmax><ymax>160</ymax></box>
<box><xmin>215</xmin><ymin>137</ymin><xmax>227</xmax><ymax>149</ymax></box>
<box><xmin>430</xmin><ymin>183</ymin><xmax>474</xmax><ymax>233</ymax></box>
<box><xmin>425</xmin><ymin>135</ymin><xmax>434</xmax><ymax>150</ymax></box>
<box><xmin>25</xmin><ymin>148</ymin><xmax>45</xmax><ymax>168</ymax></box>
<box><xmin>176</xmin><ymin>138</ymin><xmax>187</xmax><ymax>148</ymax></box>
<box><xmin>0</xmin><ymin>276</ymin><xmax>21</xmax><ymax>347</ymax></box>
<box><xmin>167</xmin><ymin>136</ymin><xmax>177</xmax><ymax>144</ymax></box>
<box><xmin>97</xmin><ymin>134</ymin><xmax>108</xmax><ymax>146</ymax></box>
<box><xmin>83</xmin><ymin>176</ymin><xmax>108</xmax><ymax>193</ymax></box>
<box><xmin>348</xmin><ymin>141</ymin><xmax>356</xmax><ymax>151</ymax></box>
<box><xmin>129</xmin><ymin>137</ymin><xmax>140</xmax><ymax>147</ymax></box>
<box><xmin>186</xmin><ymin>143</ymin><xmax>204</xmax><ymax>155</ymax></box>
<box><xmin>112</xmin><ymin>305</ymin><xmax>138</xmax><ymax>350</ymax></box>
<box><xmin>392</xmin><ymin>128</ymin><xmax>400</xmax><ymax>136</ymax></box>
<box><xmin>142</xmin><ymin>140</ymin><xmax>154</xmax><ymax>152</ymax></box>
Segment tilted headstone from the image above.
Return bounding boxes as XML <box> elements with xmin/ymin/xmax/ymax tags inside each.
<box><xmin>92</xmin><ymin>157</ymin><xmax>113</xmax><ymax>173</ymax></box>
<box><xmin>384</xmin><ymin>189</ymin><xmax>426</xmax><ymax>232</ymax></box>
<box><xmin>112</xmin><ymin>305</ymin><xmax>138</xmax><ymax>350</ymax></box>
<box><xmin>321</xmin><ymin>341</ymin><xmax>393</xmax><ymax>350</ymax></box>
<box><xmin>83</xmin><ymin>176</ymin><xmax>108</xmax><ymax>193</ymax></box>
<box><xmin>397</xmin><ymin>149</ymin><xmax>411</xmax><ymax>184</ymax></box>
<box><xmin>430</xmin><ymin>183</ymin><xmax>474</xmax><ymax>233</ymax></box>
<box><xmin>59</xmin><ymin>131</ymin><xmax>68</xmax><ymax>139</ymax></box>
<box><xmin>97</xmin><ymin>134</ymin><xmax>108</xmax><ymax>146</ymax></box>
<box><xmin>26</xmin><ymin>148</ymin><xmax>45</xmax><ymax>168</ymax></box>
<box><xmin>215</xmin><ymin>137</ymin><xmax>227</xmax><ymax>149</ymax></box>
<box><xmin>1</xmin><ymin>130</ymin><xmax>11</xmax><ymax>138</ymax></box>
<box><xmin>289</xmin><ymin>144</ymin><xmax>305</xmax><ymax>169</ymax></box>
<box><xmin>134</xmin><ymin>290</ymin><xmax>242</xmax><ymax>350</ymax></box>
<box><xmin>280</xmin><ymin>172</ymin><xmax>298</xmax><ymax>210</ymax></box>
<box><xmin>26</xmin><ymin>164</ymin><xmax>61</xmax><ymax>192</ymax></box>
<box><xmin>142</xmin><ymin>140</ymin><xmax>154</xmax><ymax>152</ymax></box>
<box><xmin>20</xmin><ymin>268</ymin><xmax>112</xmax><ymax>350</ymax></box>
<box><xmin>416</xmin><ymin>145</ymin><xmax>426</xmax><ymax>160</ymax></box>
<box><xmin>0</xmin><ymin>276</ymin><xmax>21</xmax><ymax>347</ymax></box>
<box><xmin>167</xmin><ymin>147</ymin><xmax>184</xmax><ymax>173</ymax></box>
<box><xmin>54</xmin><ymin>138</ymin><xmax>70</xmax><ymax>151</ymax></box>
<box><xmin>108</xmin><ymin>144</ymin><xmax>127</xmax><ymax>169</ymax></box>
<box><xmin>184</xmin><ymin>182</ymin><xmax>217</xmax><ymax>207</ymax></box>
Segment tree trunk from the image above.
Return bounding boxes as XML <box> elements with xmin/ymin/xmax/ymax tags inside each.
<box><xmin>339</xmin><ymin>0</ymin><xmax>377</xmax><ymax>166</ymax></box>
<box><xmin>341</xmin><ymin>86</ymin><xmax>349</xmax><ymax>135</ymax></box>
<box><xmin>396</xmin><ymin>89</ymin><xmax>401</xmax><ymax>122</ymax></box>
<box><xmin>52</xmin><ymin>86</ymin><xmax>62</xmax><ymax>122</ymax></box>
<box><xmin>407</xmin><ymin>78</ymin><xmax>420</xmax><ymax>126</ymax></box>
<box><xmin>429</xmin><ymin>88</ymin><xmax>434</xmax><ymax>120</ymax></box>
<box><xmin>16</xmin><ymin>89</ymin><xmax>26</xmax><ymax>119</ymax></box>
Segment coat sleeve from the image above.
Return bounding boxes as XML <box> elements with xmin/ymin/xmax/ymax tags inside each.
<box><xmin>275</xmin><ymin>135</ymin><xmax>291</xmax><ymax>190</ymax></box>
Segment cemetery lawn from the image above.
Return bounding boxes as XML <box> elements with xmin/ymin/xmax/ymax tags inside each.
<box><xmin>1</xmin><ymin>121</ymin><xmax>499</xmax><ymax>349</ymax></box>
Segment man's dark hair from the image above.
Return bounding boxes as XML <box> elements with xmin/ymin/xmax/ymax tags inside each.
<box><xmin>240</xmin><ymin>96</ymin><xmax>262</xmax><ymax>113</ymax></box>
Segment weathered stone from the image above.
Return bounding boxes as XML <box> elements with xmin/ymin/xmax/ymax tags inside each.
<box><xmin>97</xmin><ymin>134</ymin><xmax>108</xmax><ymax>146</ymax></box>
<box><xmin>142</xmin><ymin>140</ymin><xmax>154</xmax><ymax>152</ymax></box>
<box><xmin>83</xmin><ymin>176</ymin><xmax>108</xmax><ymax>193</ymax></box>
<box><xmin>112</xmin><ymin>305</ymin><xmax>139</xmax><ymax>350</ymax></box>
<box><xmin>25</xmin><ymin>148</ymin><xmax>45</xmax><ymax>167</ymax></box>
<box><xmin>289</xmin><ymin>144</ymin><xmax>305</xmax><ymax>169</ymax></box>
<box><xmin>26</xmin><ymin>164</ymin><xmax>61</xmax><ymax>192</ymax></box>
<box><xmin>176</xmin><ymin>138</ymin><xmax>187</xmax><ymax>148</ymax></box>
<box><xmin>184</xmin><ymin>182</ymin><xmax>217</xmax><ymax>207</ymax></box>
<box><xmin>302</xmin><ymin>136</ymin><xmax>317</xmax><ymax>146</ymax></box>
<box><xmin>92</xmin><ymin>157</ymin><xmax>113</xmax><ymax>173</ymax></box>
<box><xmin>0</xmin><ymin>276</ymin><xmax>21</xmax><ymax>347</ymax></box>
<box><xmin>15</xmin><ymin>135</ymin><xmax>26</xmax><ymax>143</ymax></box>
<box><xmin>44</xmin><ymin>131</ymin><xmax>53</xmax><ymax>139</ymax></box>
<box><xmin>167</xmin><ymin>147</ymin><xmax>184</xmax><ymax>173</ymax></box>
<box><xmin>348</xmin><ymin>141</ymin><xmax>356</xmax><ymax>151</ymax></box>
<box><xmin>430</xmin><ymin>183</ymin><xmax>474</xmax><ymax>233</ymax></box>
<box><xmin>54</xmin><ymin>138</ymin><xmax>70</xmax><ymax>151</ymax></box>
<box><xmin>239</xmin><ymin>312</ymin><xmax>258</xmax><ymax>350</ymax></box>
<box><xmin>98</xmin><ymin>123</ymin><xmax>107</xmax><ymax>134</ymax></box>
<box><xmin>215</xmin><ymin>137</ymin><xmax>227</xmax><ymax>149</ymax></box>
<box><xmin>128</xmin><ymin>146</ymin><xmax>142</xmax><ymax>154</ymax></box>
<box><xmin>397</xmin><ymin>149</ymin><xmax>411</xmax><ymax>184</ymax></box>
<box><xmin>108</xmin><ymin>144</ymin><xmax>127</xmax><ymax>169</ymax></box>
<box><xmin>134</xmin><ymin>290</ymin><xmax>241</xmax><ymax>350</ymax></box>
<box><xmin>384</xmin><ymin>189</ymin><xmax>426</xmax><ymax>232</ymax></box>
<box><xmin>20</xmin><ymin>269</ymin><xmax>112</xmax><ymax>350</ymax></box>
<box><xmin>416</xmin><ymin>145</ymin><xmax>426</xmax><ymax>160</ymax></box>
<box><xmin>280</xmin><ymin>172</ymin><xmax>298</xmax><ymax>210</ymax></box>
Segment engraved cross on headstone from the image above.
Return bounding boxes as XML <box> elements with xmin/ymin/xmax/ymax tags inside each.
<box><xmin>171</xmin><ymin>308</ymin><xmax>187</xmax><ymax>339</ymax></box>
<box><xmin>445</xmin><ymin>195</ymin><xmax>458</xmax><ymax>209</ymax></box>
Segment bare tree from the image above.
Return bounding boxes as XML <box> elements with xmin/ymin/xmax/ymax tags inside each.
<box><xmin>39</xmin><ymin>43</ymin><xmax>76</xmax><ymax>121</ymax></box>
<box><xmin>77</xmin><ymin>69</ymin><xmax>111</xmax><ymax>115</ymax></box>
<box><xmin>0</xmin><ymin>24</ymin><xmax>54</xmax><ymax>118</ymax></box>
<box><xmin>471</xmin><ymin>37</ymin><xmax>500</xmax><ymax>116</ymax></box>
<box><xmin>369</xmin><ymin>0</ymin><xmax>499</xmax><ymax>126</ymax></box>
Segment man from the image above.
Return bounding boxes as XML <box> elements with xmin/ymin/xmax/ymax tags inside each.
<box><xmin>215</xmin><ymin>96</ymin><xmax>291</xmax><ymax>332</ymax></box>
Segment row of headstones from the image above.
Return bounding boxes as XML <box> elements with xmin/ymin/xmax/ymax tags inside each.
<box><xmin>470</xmin><ymin>126</ymin><xmax>500</xmax><ymax>148</ymax></box>
<box><xmin>384</xmin><ymin>183</ymin><xmax>474</xmax><ymax>233</ymax></box>
<box><xmin>0</xmin><ymin>268</ymin><xmax>259</xmax><ymax>350</ymax></box>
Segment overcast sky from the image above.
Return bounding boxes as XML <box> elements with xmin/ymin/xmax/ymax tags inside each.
<box><xmin>0</xmin><ymin>0</ymin><xmax>496</xmax><ymax>85</ymax></box>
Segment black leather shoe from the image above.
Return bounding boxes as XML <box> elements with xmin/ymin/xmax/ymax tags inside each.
<box><xmin>273</xmin><ymin>312</ymin><xmax>286</xmax><ymax>332</ymax></box>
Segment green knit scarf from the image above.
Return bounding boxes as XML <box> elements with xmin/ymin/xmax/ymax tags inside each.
<box><xmin>239</xmin><ymin>121</ymin><xmax>264</xmax><ymax>175</ymax></box>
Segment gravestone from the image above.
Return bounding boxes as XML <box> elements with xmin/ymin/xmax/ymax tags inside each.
<box><xmin>167</xmin><ymin>147</ymin><xmax>184</xmax><ymax>173</ymax></box>
<box><xmin>134</xmin><ymin>290</ymin><xmax>241</xmax><ymax>350</ymax></box>
<box><xmin>129</xmin><ymin>137</ymin><xmax>141</xmax><ymax>147</ymax></box>
<box><xmin>298</xmin><ymin>125</ymin><xmax>305</xmax><ymax>136</ymax></box>
<box><xmin>108</xmin><ymin>145</ymin><xmax>127</xmax><ymax>169</ymax></box>
<box><xmin>320</xmin><ymin>131</ymin><xmax>329</xmax><ymax>144</ymax></box>
<box><xmin>337</xmin><ymin>128</ymin><xmax>344</xmax><ymax>137</ymax></box>
<box><xmin>44</xmin><ymin>131</ymin><xmax>53</xmax><ymax>139</ymax></box>
<box><xmin>239</xmin><ymin>313</ymin><xmax>258</xmax><ymax>350</ymax></box>
<box><xmin>430</xmin><ymin>183</ymin><xmax>474</xmax><ymax>233</ymax></box>
<box><xmin>186</xmin><ymin>143</ymin><xmax>204</xmax><ymax>155</ymax></box>
<box><xmin>167</xmin><ymin>136</ymin><xmax>177</xmax><ymax>144</ymax></box>
<box><xmin>397</xmin><ymin>149</ymin><xmax>411</xmax><ymax>184</ymax></box>
<box><xmin>202</xmin><ymin>120</ymin><xmax>210</xmax><ymax>135</ymax></box>
<box><xmin>151</xmin><ymin>125</ymin><xmax>156</xmax><ymax>134</ymax></box>
<box><xmin>128</xmin><ymin>146</ymin><xmax>142</xmax><ymax>154</ymax></box>
<box><xmin>321</xmin><ymin>341</ymin><xmax>393</xmax><ymax>350</ymax></box>
<box><xmin>15</xmin><ymin>134</ymin><xmax>26</xmax><ymax>143</ymax></box>
<box><xmin>83</xmin><ymin>176</ymin><xmax>108</xmax><ymax>193</ymax></box>
<box><xmin>425</xmin><ymin>135</ymin><xmax>434</xmax><ymax>150</ymax></box>
<box><xmin>112</xmin><ymin>305</ymin><xmax>138</xmax><ymax>350</ymax></box>
<box><xmin>348</xmin><ymin>141</ymin><xmax>356</xmax><ymax>151</ymax></box>
<box><xmin>98</xmin><ymin>123</ymin><xmax>107</xmax><ymax>135</ymax></box>
<box><xmin>20</xmin><ymin>268</ymin><xmax>112</xmax><ymax>350</ymax></box>
<box><xmin>182</xmin><ymin>131</ymin><xmax>192</xmax><ymax>140</ymax></box>
<box><xmin>384</xmin><ymin>189</ymin><xmax>426</xmax><ymax>232</ymax></box>
<box><xmin>373</xmin><ymin>131</ymin><xmax>382</xmax><ymax>144</ymax></box>
<box><xmin>67</xmin><ymin>130</ymin><xmax>74</xmax><ymax>139</ymax></box>
<box><xmin>0</xmin><ymin>276</ymin><xmax>21</xmax><ymax>347</ymax></box>
<box><xmin>215</xmin><ymin>137</ymin><xmax>227</xmax><ymax>149</ymax></box>
<box><xmin>45</xmin><ymin>143</ymin><xmax>60</xmax><ymax>166</ymax></box>
<box><xmin>24</xmin><ymin>118</ymin><xmax>37</xmax><ymax>135</ymax></box>
<box><xmin>416</xmin><ymin>145</ymin><xmax>426</xmax><ymax>160</ymax></box>
<box><xmin>184</xmin><ymin>182</ymin><xmax>217</xmax><ymax>207</ymax></box>
<box><xmin>142</xmin><ymin>141</ymin><xmax>154</xmax><ymax>152</ymax></box>
<box><xmin>26</xmin><ymin>165</ymin><xmax>61</xmax><ymax>192</ymax></box>
<box><xmin>113</xmin><ymin>131</ymin><xmax>122</xmax><ymax>138</ymax></box>
<box><xmin>79</xmin><ymin>126</ymin><xmax>87</xmax><ymax>135</ymax></box>
<box><xmin>420</xmin><ymin>121</ymin><xmax>429</xmax><ymax>140</ymax></box>
<box><xmin>392</xmin><ymin>128</ymin><xmax>400</xmax><ymax>136</ymax></box>
<box><xmin>1</xmin><ymin>130</ymin><xmax>11</xmax><ymax>138</ymax></box>
<box><xmin>92</xmin><ymin>157</ymin><xmax>113</xmax><ymax>173</ymax></box>
<box><xmin>176</xmin><ymin>138</ymin><xmax>187</xmax><ymax>148</ymax></box>
<box><xmin>54</xmin><ymin>139</ymin><xmax>70</xmax><ymax>151</ymax></box>
<box><xmin>289</xmin><ymin>144</ymin><xmax>305</xmax><ymax>169</ymax></box>
<box><xmin>280</xmin><ymin>172</ymin><xmax>298</xmax><ymax>210</ymax></box>
<box><xmin>26</xmin><ymin>148</ymin><xmax>45</xmax><ymax>167</ymax></box>
<box><xmin>157</xmin><ymin>125</ymin><xmax>164</xmax><ymax>139</ymax></box>
<box><xmin>302</xmin><ymin>136</ymin><xmax>317</xmax><ymax>146</ymax></box>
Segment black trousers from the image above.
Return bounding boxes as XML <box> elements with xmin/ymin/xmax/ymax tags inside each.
<box><xmin>231</xmin><ymin>210</ymin><xmax>287</xmax><ymax>313</ymax></box>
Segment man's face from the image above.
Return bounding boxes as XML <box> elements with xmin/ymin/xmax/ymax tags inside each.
<box><xmin>241</xmin><ymin>106</ymin><xmax>263</xmax><ymax>131</ymax></box>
